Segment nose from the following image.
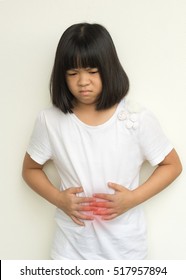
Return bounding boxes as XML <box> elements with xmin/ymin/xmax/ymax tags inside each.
<box><xmin>78</xmin><ymin>72</ymin><xmax>90</xmax><ymax>87</ymax></box>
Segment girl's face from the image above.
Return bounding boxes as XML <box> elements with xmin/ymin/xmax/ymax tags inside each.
<box><xmin>66</xmin><ymin>67</ymin><xmax>102</xmax><ymax>107</ymax></box>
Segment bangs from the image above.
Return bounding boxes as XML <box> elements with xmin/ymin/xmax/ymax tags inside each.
<box><xmin>63</xmin><ymin>43</ymin><xmax>100</xmax><ymax>70</ymax></box>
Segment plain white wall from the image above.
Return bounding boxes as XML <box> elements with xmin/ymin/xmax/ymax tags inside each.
<box><xmin>0</xmin><ymin>0</ymin><xmax>185</xmax><ymax>259</ymax></box>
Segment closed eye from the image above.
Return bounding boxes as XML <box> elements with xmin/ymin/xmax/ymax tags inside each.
<box><xmin>66</xmin><ymin>68</ymin><xmax>99</xmax><ymax>76</ymax></box>
<box><xmin>89</xmin><ymin>71</ymin><xmax>99</xmax><ymax>74</ymax></box>
<box><xmin>88</xmin><ymin>68</ymin><xmax>99</xmax><ymax>74</ymax></box>
<box><xmin>66</xmin><ymin>71</ymin><xmax>77</xmax><ymax>76</ymax></box>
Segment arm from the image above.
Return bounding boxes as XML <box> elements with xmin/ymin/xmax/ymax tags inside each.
<box><xmin>22</xmin><ymin>153</ymin><xmax>94</xmax><ymax>225</ymax></box>
<box><xmin>92</xmin><ymin>149</ymin><xmax>182</xmax><ymax>220</ymax></box>
<box><xmin>131</xmin><ymin>148</ymin><xmax>182</xmax><ymax>205</ymax></box>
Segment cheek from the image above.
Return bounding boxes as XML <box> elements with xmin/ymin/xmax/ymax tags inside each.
<box><xmin>66</xmin><ymin>79</ymin><xmax>75</xmax><ymax>92</ymax></box>
<box><xmin>97</xmin><ymin>80</ymin><xmax>103</xmax><ymax>92</ymax></box>
<box><xmin>93</xmin><ymin>76</ymin><xmax>101</xmax><ymax>88</ymax></box>
<box><xmin>96</xmin><ymin>76</ymin><xmax>103</xmax><ymax>91</ymax></box>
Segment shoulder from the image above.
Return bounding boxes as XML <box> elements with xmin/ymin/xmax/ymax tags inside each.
<box><xmin>117</xmin><ymin>97</ymin><xmax>161</xmax><ymax>132</ymax></box>
<box><xmin>39</xmin><ymin>105</ymin><xmax>63</xmax><ymax>118</ymax></box>
<box><xmin>118</xmin><ymin>98</ymin><xmax>146</xmax><ymax>129</ymax></box>
<box><xmin>36</xmin><ymin>106</ymin><xmax>66</xmax><ymax>123</ymax></box>
<box><xmin>32</xmin><ymin>106</ymin><xmax>69</xmax><ymax>132</ymax></box>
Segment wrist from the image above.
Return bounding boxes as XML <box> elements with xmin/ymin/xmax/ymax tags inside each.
<box><xmin>50</xmin><ymin>188</ymin><xmax>62</xmax><ymax>208</ymax></box>
<box><xmin>131</xmin><ymin>188</ymin><xmax>142</xmax><ymax>207</ymax></box>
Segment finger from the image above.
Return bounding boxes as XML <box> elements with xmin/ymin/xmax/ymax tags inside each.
<box><xmin>77</xmin><ymin>197</ymin><xmax>95</xmax><ymax>203</ymax></box>
<box><xmin>80</xmin><ymin>214</ymin><xmax>94</xmax><ymax>220</ymax></box>
<box><xmin>93</xmin><ymin>193</ymin><xmax>113</xmax><ymax>200</ymax></box>
<box><xmin>68</xmin><ymin>187</ymin><xmax>84</xmax><ymax>194</ymax></box>
<box><xmin>74</xmin><ymin>209</ymin><xmax>94</xmax><ymax>219</ymax></box>
<box><xmin>78</xmin><ymin>205</ymin><xmax>95</xmax><ymax>211</ymax></box>
<box><xmin>90</xmin><ymin>201</ymin><xmax>113</xmax><ymax>208</ymax></box>
<box><xmin>66</xmin><ymin>187</ymin><xmax>89</xmax><ymax>194</ymax></box>
<box><xmin>71</xmin><ymin>215</ymin><xmax>85</xmax><ymax>226</ymax></box>
<box><xmin>108</xmin><ymin>182</ymin><xmax>125</xmax><ymax>192</ymax></box>
<box><xmin>71</xmin><ymin>211</ymin><xmax>94</xmax><ymax>225</ymax></box>
<box><xmin>93</xmin><ymin>208</ymin><xmax>116</xmax><ymax>215</ymax></box>
<box><xmin>101</xmin><ymin>213</ymin><xmax>118</xmax><ymax>220</ymax></box>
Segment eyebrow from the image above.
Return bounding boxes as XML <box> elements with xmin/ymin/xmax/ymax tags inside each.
<box><xmin>67</xmin><ymin>67</ymin><xmax>98</xmax><ymax>71</ymax></box>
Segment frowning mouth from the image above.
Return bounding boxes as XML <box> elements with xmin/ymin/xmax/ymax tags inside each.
<box><xmin>79</xmin><ymin>90</ymin><xmax>92</xmax><ymax>96</ymax></box>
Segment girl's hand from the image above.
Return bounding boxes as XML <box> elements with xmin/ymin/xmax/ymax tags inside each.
<box><xmin>57</xmin><ymin>187</ymin><xmax>95</xmax><ymax>226</ymax></box>
<box><xmin>92</xmin><ymin>183</ymin><xmax>136</xmax><ymax>220</ymax></box>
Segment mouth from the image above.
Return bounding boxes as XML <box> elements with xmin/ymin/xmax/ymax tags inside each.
<box><xmin>79</xmin><ymin>90</ymin><xmax>92</xmax><ymax>96</ymax></box>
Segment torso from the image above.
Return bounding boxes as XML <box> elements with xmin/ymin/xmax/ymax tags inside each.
<box><xmin>48</xmin><ymin>99</ymin><xmax>147</xmax><ymax>259</ymax></box>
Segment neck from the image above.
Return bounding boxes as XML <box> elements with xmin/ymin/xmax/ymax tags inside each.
<box><xmin>72</xmin><ymin>103</ymin><xmax>118</xmax><ymax>126</ymax></box>
<box><xmin>73</xmin><ymin>99</ymin><xmax>97</xmax><ymax>112</ymax></box>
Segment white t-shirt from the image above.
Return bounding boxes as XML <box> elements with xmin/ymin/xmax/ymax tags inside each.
<box><xmin>27</xmin><ymin>98</ymin><xmax>173</xmax><ymax>260</ymax></box>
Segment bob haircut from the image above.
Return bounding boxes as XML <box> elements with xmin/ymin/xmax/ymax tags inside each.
<box><xmin>50</xmin><ymin>23</ymin><xmax>129</xmax><ymax>113</ymax></box>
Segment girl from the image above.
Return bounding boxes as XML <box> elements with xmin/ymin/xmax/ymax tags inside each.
<box><xmin>22</xmin><ymin>23</ymin><xmax>182</xmax><ymax>259</ymax></box>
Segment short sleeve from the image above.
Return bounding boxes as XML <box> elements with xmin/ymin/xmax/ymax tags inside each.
<box><xmin>139</xmin><ymin>109</ymin><xmax>173</xmax><ymax>166</ymax></box>
<box><xmin>27</xmin><ymin>111</ymin><xmax>52</xmax><ymax>165</ymax></box>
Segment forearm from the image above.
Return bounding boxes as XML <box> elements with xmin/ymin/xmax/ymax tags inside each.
<box><xmin>23</xmin><ymin>167</ymin><xmax>60</xmax><ymax>207</ymax></box>
<box><xmin>133</xmin><ymin>161</ymin><xmax>182</xmax><ymax>206</ymax></box>
<box><xmin>23</xmin><ymin>166</ymin><xmax>95</xmax><ymax>226</ymax></box>
<box><xmin>22</xmin><ymin>153</ymin><xmax>95</xmax><ymax>225</ymax></box>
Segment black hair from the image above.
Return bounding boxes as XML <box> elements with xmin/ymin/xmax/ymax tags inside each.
<box><xmin>50</xmin><ymin>23</ymin><xmax>129</xmax><ymax>113</ymax></box>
